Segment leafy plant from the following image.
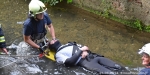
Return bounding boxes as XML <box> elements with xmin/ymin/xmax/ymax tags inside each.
<box><xmin>133</xmin><ymin>19</ymin><xmax>142</xmax><ymax>30</ymax></box>
<box><xmin>144</xmin><ymin>25</ymin><xmax>150</xmax><ymax>32</ymax></box>
<box><xmin>41</xmin><ymin>0</ymin><xmax>72</xmax><ymax>6</ymax></box>
<box><xmin>67</xmin><ymin>0</ymin><xmax>72</xmax><ymax>3</ymax></box>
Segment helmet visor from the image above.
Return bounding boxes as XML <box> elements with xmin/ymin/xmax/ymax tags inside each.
<box><xmin>35</xmin><ymin>7</ymin><xmax>47</xmax><ymax>14</ymax></box>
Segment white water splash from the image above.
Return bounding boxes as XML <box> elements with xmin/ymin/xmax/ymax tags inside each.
<box><xmin>16</xmin><ymin>41</ymin><xmax>29</xmax><ymax>55</ymax></box>
<box><xmin>74</xmin><ymin>71</ymin><xmax>86</xmax><ymax>75</ymax></box>
<box><xmin>10</xmin><ymin>71</ymin><xmax>21</xmax><ymax>75</ymax></box>
<box><xmin>26</xmin><ymin>65</ymin><xmax>42</xmax><ymax>74</ymax></box>
<box><xmin>54</xmin><ymin>71</ymin><xmax>62</xmax><ymax>74</ymax></box>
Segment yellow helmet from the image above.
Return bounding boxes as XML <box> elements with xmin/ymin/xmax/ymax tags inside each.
<box><xmin>29</xmin><ymin>0</ymin><xmax>47</xmax><ymax>16</ymax></box>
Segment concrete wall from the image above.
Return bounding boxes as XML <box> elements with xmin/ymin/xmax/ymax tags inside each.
<box><xmin>72</xmin><ymin>0</ymin><xmax>150</xmax><ymax>26</ymax></box>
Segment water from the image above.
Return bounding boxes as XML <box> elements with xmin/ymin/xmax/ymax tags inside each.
<box><xmin>0</xmin><ymin>0</ymin><xmax>150</xmax><ymax>75</ymax></box>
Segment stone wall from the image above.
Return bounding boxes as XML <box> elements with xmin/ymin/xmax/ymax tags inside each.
<box><xmin>72</xmin><ymin>0</ymin><xmax>150</xmax><ymax>26</ymax></box>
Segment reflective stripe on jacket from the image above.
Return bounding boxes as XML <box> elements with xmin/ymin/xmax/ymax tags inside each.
<box><xmin>0</xmin><ymin>36</ymin><xmax>5</xmax><ymax>43</ymax></box>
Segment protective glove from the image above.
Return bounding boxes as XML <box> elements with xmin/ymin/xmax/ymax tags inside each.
<box><xmin>38</xmin><ymin>47</ymin><xmax>45</xmax><ymax>58</ymax></box>
<box><xmin>38</xmin><ymin>47</ymin><xmax>44</xmax><ymax>53</ymax></box>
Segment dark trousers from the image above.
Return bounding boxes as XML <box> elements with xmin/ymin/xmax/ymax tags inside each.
<box><xmin>78</xmin><ymin>57</ymin><xmax>119</xmax><ymax>75</ymax></box>
<box><xmin>0</xmin><ymin>42</ymin><xmax>6</xmax><ymax>48</ymax></box>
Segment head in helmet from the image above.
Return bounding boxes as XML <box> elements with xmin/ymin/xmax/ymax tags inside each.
<box><xmin>28</xmin><ymin>0</ymin><xmax>47</xmax><ymax>20</ymax></box>
<box><xmin>138</xmin><ymin>43</ymin><xmax>150</xmax><ymax>66</ymax></box>
<box><xmin>49</xmin><ymin>40</ymin><xmax>62</xmax><ymax>52</ymax></box>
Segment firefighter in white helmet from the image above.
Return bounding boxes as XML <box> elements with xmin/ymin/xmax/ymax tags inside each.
<box><xmin>138</xmin><ymin>43</ymin><xmax>150</xmax><ymax>75</ymax></box>
<box><xmin>23</xmin><ymin>0</ymin><xmax>57</xmax><ymax>54</ymax></box>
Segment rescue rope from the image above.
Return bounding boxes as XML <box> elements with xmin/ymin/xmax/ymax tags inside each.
<box><xmin>0</xmin><ymin>55</ymin><xmax>39</xmax><ymax>68</ymax></box>
<box><xmin>0</xmin><ymin>55</ymin><xmax>39</xmax><ymax>57</ymax></box>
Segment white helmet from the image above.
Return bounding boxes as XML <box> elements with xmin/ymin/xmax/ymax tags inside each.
<box><xmin>138</xmin><ymin>43</ymin><xmax>150</xmax><ymax>56</ymax></box>
<box><xmin>29</xmin><ymin>0</ymin><xmax>47</xmax><ymax>16</ymax></box>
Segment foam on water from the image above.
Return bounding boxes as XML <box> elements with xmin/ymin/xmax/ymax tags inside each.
<box><xmin>54</xmin><ymin>71</ymin><xmax>62</xmax><ymax>74</ymax></box>
<box><xmin>26</xmin><ymin>66</ymin><xmax>42</xmax><ymax>73</ymax></box>
<box><xmin>74</xmin><ymin>71</ymin><xmax>86</xmax><ymax>75</ymax></box>
<box><xmin>10</xmin><ymin>71</ymin><xmax>21</xmax><ymax>75</ymax></box>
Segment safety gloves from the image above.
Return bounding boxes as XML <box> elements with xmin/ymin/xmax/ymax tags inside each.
<box><xmin>38</xmin><ymin>46</ymin><xmax>45</xmax><ymax>58</ymax></box>
<box><xmin>38</xmin><ymin>47</ymin><xmax>44</xmax><ymax>53</ymax></box>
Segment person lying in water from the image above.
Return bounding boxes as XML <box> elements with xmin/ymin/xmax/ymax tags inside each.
<box><xmin>48</xmin><ymin>40</ymin><xmax>128</xmax><ymax>75</ymax></box>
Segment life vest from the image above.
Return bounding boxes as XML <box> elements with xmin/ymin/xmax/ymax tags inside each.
<box><xmin>55</xmin><ymin>42</ymin><xmax>82</xmax><ymax>60</ymax></box>
<box><xmin>57</xmin><ymin>42</ymin><xmax>82</xmax><ymax>54</ymax></box>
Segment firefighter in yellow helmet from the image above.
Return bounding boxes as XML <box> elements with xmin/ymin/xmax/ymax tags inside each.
<box><xmin>23</xmin><ymin>0</ymin><xmax>57</xmax><ymax>54</ymax></box>
<box><xmin>0</xmin><ymin>24</ymin><xmax>8</xmax><ymax>54</ymax></box>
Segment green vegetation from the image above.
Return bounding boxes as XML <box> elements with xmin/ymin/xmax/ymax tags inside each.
<box><xmin>109</xmin><ymin>15</ymin><xmax>143</xmax><ymax>30</ymax></box>
<box><xmin>79</xmin><ymin>1</ymin><xmax>150</xmax><ymax>32</ymax></box>
<box><xmin>144</xmin><ymin>25</ymin><xmax>150</xmax><ymax>32</ymax></box>
<box><xmin>42</xmin><ymin>0</ymin><xmax>150</xmax><ymax>32</ymax></box>
<box><xmin>41</xmin><ymin>0</ymin><xmax>72</xmax><ymax>6</ymax></box>
<box><xmin>108</xmin><ymin>13</ymin><xmax>150</xmax><ymax>32</ymax></box>
<box><xmin>99</xmin><ymin>0</ymin><xmax>145</xmax><ymax>32</ymax></box>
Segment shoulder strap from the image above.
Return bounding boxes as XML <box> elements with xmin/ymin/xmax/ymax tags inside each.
<box><xmin>54</xmin><ymin>44</ymin><xmax>72</xmax><ymax>60</ymax></box>
<box><xmin>68</xmin><ymin>41</ymin><xmax>77</xmax><ymax>46</ymax></box>
<box><xmin>56</xmin><ymin>44</ymin><xmax>72</xmax><ymax>52</ymax></box>
<box><xmin>72</xmin><ymin>45</ymin><xmax>79</xmax><ymax>56</ymax></box>
<box><xmin>56</xmin><ymin>42</ymin><xmax>77</xmax><ymax>52</ymax></box>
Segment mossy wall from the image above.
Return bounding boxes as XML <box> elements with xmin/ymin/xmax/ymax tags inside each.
<box><xmin>72</xmin><ymin>0</ymin><xmax>150</xmax><ymax>26</ymax></box>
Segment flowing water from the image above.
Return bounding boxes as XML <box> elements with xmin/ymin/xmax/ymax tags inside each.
<box><xmin>0</xmin><ymin>0</ymin><xmax>150</xmax><ymax>75</ymax></box>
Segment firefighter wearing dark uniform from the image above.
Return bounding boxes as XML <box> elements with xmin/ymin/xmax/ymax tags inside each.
<box><xmin>0</xmin><ymin>24</ymin><xmax>8</xmax><ymax>54</ymax></box>
<box><xmin>23</xmin><ymin>0</ymin><xmax>56</xmax><ymax>53</ymax></box>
